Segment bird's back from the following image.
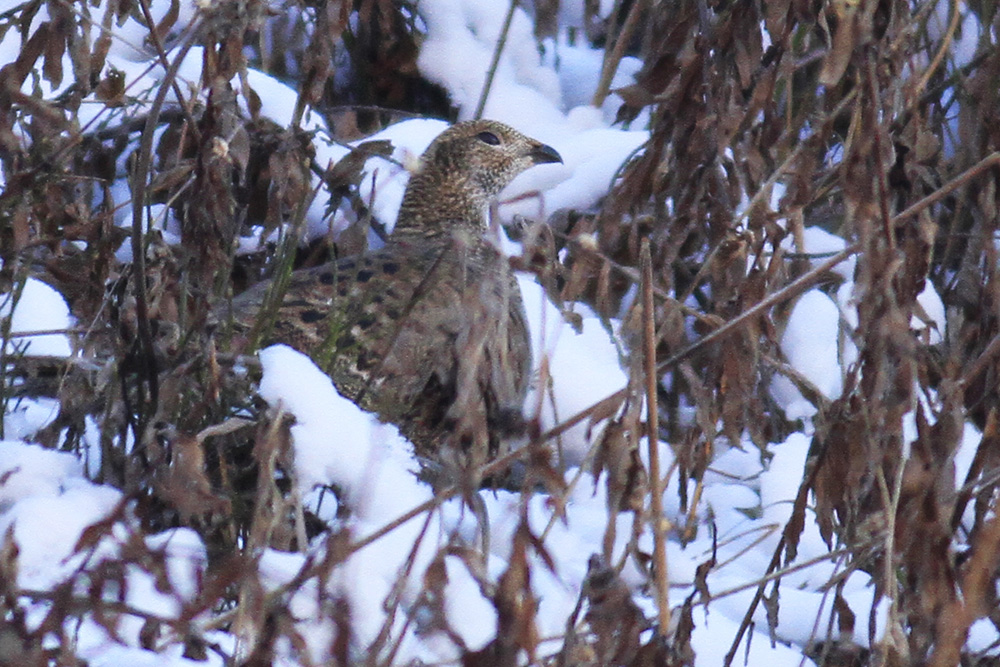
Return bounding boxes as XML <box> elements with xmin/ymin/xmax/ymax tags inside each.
<box><xmin>225</xmin><ymin>232</ymin><xmax>531</xmax><ymax>471</ymax></box>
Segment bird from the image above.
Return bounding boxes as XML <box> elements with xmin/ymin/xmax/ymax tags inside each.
<box><xmin>222</xmin><ymin>119</ymin><xmax>563</xmax><ymax>477</ymax></box>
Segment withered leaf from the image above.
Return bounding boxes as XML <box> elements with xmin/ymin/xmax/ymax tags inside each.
<box><xmin>42</xmin><ymin>21</ymin><xmax>66</xmax><ymax>86</ymax></box>
<box><xmin>94</xmin><ymin>67</ymin><xmax>126</xmax><ymax>106</ymax></box>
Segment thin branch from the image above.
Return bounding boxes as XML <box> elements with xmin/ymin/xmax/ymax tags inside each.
<box><xmin>592</xmin><ymin>0</ymin><xmax>647</xmax><ymax>107</ymax></box>
<box><xmin>136</xmin><ymin>0</ymin><xmax>202</xmax><ymax>144</ymax></box>
<box><xmin>914</xmin><ymin>0</ymin><xmax>961</xmax><ymax>97</ymax></box>
<box><xmin>128</xmin><ymin>23</ymin><xmax>202</xmax><ymax>437</ymax></box>
<box><xmin>893</xmin><ymin>151</ymin><xmax>1000</xmax><ymax>224</ymax></box>
<box><xmin>655</xmin><ymin>244</ymin><xmax>860</xmax><ymax>375</ymax></box>
<box><xmin>473</xmin><ymin>0</ymin><xmax>518</xmax><ymax>120</ymax></box>
<box><xmin>641</xmin><ymin>239</ymin><xmax>671</xmax><ymax>636</ymax></box>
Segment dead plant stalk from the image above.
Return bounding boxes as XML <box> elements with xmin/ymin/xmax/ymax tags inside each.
<box><xmin>641</xmin><ymin>240</ymin><xmax>671</xmax><ymax>637</ymax></box>
<box><xmin>473</xmin><ymin>0</ymin><xmax>517</xmax><ymax>120</ymax></box>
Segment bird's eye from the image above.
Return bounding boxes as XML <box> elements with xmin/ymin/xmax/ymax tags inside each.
<box><xmin>477</xmin><ymin>131</ymin><xmax>501</xmax><ymax>146</ymax></box>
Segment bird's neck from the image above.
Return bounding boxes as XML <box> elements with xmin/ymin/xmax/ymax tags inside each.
<box><xmin>394</xmin><ymin>170</ymin><xmax>490</xmax><ymax>238</ymax></box>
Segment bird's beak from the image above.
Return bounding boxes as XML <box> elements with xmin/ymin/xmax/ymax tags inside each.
<box><xmin>529</xmin><ymin>143</ymin><xmax>563</xmax><ymax>165</ymax></box>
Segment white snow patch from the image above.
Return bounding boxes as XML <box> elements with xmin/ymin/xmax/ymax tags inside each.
<box><xmin>770</xmin><ymin>289</ymin><xmax>849</xmax><ymax>420</ymax></box>
<box><xmin>1</xmin><ymin>278</ymin><xmax>74</xmax><ymax>357</ymax></box>
<box><xmin>780</xmin><ymin>226</ymin><xmax>856</xmax><ymax>281</ymax></box>
<box><xmin>256</xmin><ymin>344</ymin><xmax>499</xmax><ymax>660</ymax></box>
<box><xmin>518</xmin><ymin>276</ymin><xmax>627</xmax><ymax>465</ymax></box>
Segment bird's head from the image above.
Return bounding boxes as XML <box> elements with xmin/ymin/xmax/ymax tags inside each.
<box><xmin>397</xmin><ymin>120</ymin><xmax>562</xmax><ymax>236</ymax></box>
<box><xmin>419</xmin><ymin>119</ymin><xmax>563</xmax><ymax>199</ymax></box>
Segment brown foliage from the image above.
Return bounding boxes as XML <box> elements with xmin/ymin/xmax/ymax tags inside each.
<box><xmin>5</xmin><ymin>0</ymin><xmax>1000</xmax><ymax>663</ymax></box>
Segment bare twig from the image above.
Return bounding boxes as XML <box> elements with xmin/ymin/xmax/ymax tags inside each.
<box><xmin>657</xmin><ymin>244</ymin><xmax>860</xmax><ymax>374</ymax></box>
<box><xmin>873</xmin><ymin>459</ymin><xmax>906</xmax><ymax>665</ymax></box>
<box><xmin>893</xmin><ymin>151</ymin><xmax>1000</xmax><ymax>224</ymax></box>
<box><xmin>914</xmin><ymin>0</ymin><xmax>961</xmax><ymax>97</ymax></box>
<box><xmin>641</xmin><ymin>240</ymin><xmax>671</xmax><ymax>636</ymax></box>
<box><xmin>592</xmin><ymin>0</ymin><xmax>647</xmax><ymax>107</ymax></box>
<box><xmin>136</xmin><ymin>0</ymin><xmax>202</xmax><ymax>144</ymax></box>
<box><xmin>128</xmin><ymin>23</ymin><xmax>202</xmax><ymax>437</ymax></box>
<box><xmin>473</xmin><ymin>0</ymin><xmax>518</xmax><ymax>120</ymax></box>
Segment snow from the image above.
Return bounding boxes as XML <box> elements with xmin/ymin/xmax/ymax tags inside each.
<box><xmin>914</xmin><ymin>279</ymin><xmax>946</xmax><ymax>345</ymax></box>
<box><xmin>769</xmin><ymin>289</ymin><xmax>847</xmax><ymax>420</ymax></box>
<box><xmin>249</xmin><ymin>331</ymin><xmax>863</xmax><ymax>663</ymax></box>
<box><xmin>257</xmin><ymin>345</ymin><xmax>508</xmax><ymax>660</ymax></box>
<box><xmin>415</xmin><ymin>0</ymin><xmax>650</xmax><ymax>225</ymax></box>
<box><xmin>1</xmin><ymin>0</ymin><xmax>990</xmax><ymax>664</ymax></box>
<box><xmin>0</xmin><ymin>442</ymin><xmax>217</xmax><ymax>661</ymax></box>
<box><xmin>3</xmin><ymin>397</ymin><xmax>61</xmax><ymax>443</ymax></box>
<box><xmin>257</xmin><ymin>344</ymin><xmax>425</xmax><ymax>519</ymax></box>
<box><xmin>1</xmin><ymin>278</ymin><xmax>74</xmax><ymax>357</ymax></box>
<box><xmin>521</xmin><ymin>0</ymin><xmax>617</xmax><ymax>29</ymax></box>
<box><xmin>504</xmin><ymin>125</ymin><xmax>648</xmax><ymax>221</ymax></box>
<box><xmin>1</xmin><ymin>473</ymin><xmax>121</xmax><ymax>590</ymax></box>
<box><xmin>926</xmin><ymin>0</ymin><xmax>981</xmax><ymax>70</ymax></box>
<box><xmin>0</xmin><ymin>441</ymin><xmax>84</xmax><ymax>508</ymax></box>
<box><xmin>772</xmin><ymin>226</ymin><xmax>947</xmax><ymax>420</ymax></box>
<box><xmin>780</xmin><ymin>225</ymin><xmax>856</xmax><ymax>281</ymax></box>
<box><xmin>519</xmin><ymin>276</ymin><xmax>627</xmax><ymax>464</ymax></box>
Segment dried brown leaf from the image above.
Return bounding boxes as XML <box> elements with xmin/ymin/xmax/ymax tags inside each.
<box><xmin>584</xmin><ymin>555</ymin><xmax>644</xmax><ymax>666</ymax></box>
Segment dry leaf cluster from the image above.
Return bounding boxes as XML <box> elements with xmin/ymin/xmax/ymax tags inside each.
<box><xmin>3</xmin><ymin>0</ymin><xmax>1000</xmax><ymax>665</ymax></box>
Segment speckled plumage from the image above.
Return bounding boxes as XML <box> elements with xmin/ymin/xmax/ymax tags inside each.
<box><xmin>225</xmin><ymin>120</ymin><xmax>562</xmax><ymax>473</ymax></box>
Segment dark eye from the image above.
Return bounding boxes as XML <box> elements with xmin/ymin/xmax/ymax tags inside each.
<box><xmin>477</xmin><ymin>131</ymin><xmax>500</xmax><ymax>146</ymax></box>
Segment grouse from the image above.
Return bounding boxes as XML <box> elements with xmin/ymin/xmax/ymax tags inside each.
<box><xmin>224</xmin><ymin>119</ymin><xmax>562</xmax><ymax>475</ymax></box>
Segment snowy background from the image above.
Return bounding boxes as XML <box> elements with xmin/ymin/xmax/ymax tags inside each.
<box><xmin>1</xmin><ymin>0</ymin><xmax>998</xmax><ymax>665</ymax></box>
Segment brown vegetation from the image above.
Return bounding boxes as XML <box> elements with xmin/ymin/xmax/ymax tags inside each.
<box><xmin>2</xmin><ymin>0</ymin><xmax>1000</xmax><ymax>664</ymax></box>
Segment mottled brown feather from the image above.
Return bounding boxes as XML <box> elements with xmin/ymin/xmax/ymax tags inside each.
<box><xmin>223</xmin><ymin>120</ymin><xmax>562</xmax><ymax>473</ymax></box>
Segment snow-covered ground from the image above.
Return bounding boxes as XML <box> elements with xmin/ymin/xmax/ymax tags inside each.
<box><xmin>0</xmin><ymin>0</ymin><xmax>989</xmax><ymax>665</ymax></box>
